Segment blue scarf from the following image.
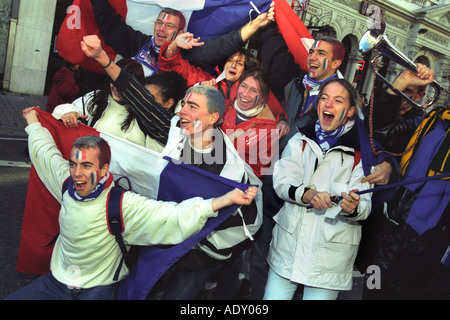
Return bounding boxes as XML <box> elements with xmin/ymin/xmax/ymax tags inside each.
<box><xmin>67</xmin><ymin>172</ymin><xmax>113</xmax><ymax>202</ymax></box>
<box><xmin>302</xmin><ymin>74</ymin><xmax>338</xmax><ymax>115</ymax></box>
<box><xmin>133</xmin><ymin>37</ymin><xmax>160</xmax><ymax>77</ymax></box>
<box><xmin>315</xmin><ymin>120</ymin><xmax>354</xmax><ymax>152</ymax></box>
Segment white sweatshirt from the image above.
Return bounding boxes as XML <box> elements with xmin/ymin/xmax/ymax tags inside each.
<box><xmin>25</xmin><ymin>122</ymin><xmax>218</xmax><ymax>288</ymax></box>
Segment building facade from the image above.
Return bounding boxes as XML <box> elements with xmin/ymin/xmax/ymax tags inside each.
<box><xmin>295</xmin><ymin>0</ymin><xmax>450</xmax><ymax>107</ymax></box>
<box><xmin>1</xmin><ymin>0</ymin><xmax>449</xmax><ymax>108</ymax></box>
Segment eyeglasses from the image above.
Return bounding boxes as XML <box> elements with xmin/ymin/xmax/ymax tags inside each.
<box><xmin>155</xmin><ymin>20</ymin><xmax>179</xmax><ymax>31</ymax></box>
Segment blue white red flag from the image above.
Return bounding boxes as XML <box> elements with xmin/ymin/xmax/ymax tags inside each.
<box><xmin>56</xmin><ymin>0</ymin><xmax>272</xmax><ymax>73</ymax></box>
<box><xmin>56</xmin><ymin>0</ymin><xmax>313</xmax><ymax>73</ymax></box>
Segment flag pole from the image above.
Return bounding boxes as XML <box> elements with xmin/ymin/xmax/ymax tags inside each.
<box><xmin>306</xmin><ymin>172</ymin><xmax>450</xmax><ymax>209</ymax></box>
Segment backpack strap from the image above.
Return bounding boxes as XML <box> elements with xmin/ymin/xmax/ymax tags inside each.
<box><xmin>106</xmin><ymin>186</ymin><xmax>128</xmax><ymax>281</ymax></box>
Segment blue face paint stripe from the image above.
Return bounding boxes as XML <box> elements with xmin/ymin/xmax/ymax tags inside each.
<box><xmin>323</xmin><ymin>58</ymin><xmax>328</xmax><ymax>70</ymax></box>
<box><xmin>339</xmin><ymin>109</ymin><xmax>346</xmax><ymax>122</ymax></box>
<box><xmin>254</xmin><ymin>95</ymin><xmax>259</xmax><ymax>106</ymax></box>
<box><xmin>90</xmin><ymin>172</ymin><xmax>95</xmax><ymax>185</ymax></box>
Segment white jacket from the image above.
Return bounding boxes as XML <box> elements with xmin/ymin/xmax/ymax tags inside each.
<box><xmin>268</xmin><ymin>131</ymin><xmax>373</xmax><ymax>291</ymax></box>
<box><xmin>52</xmin><ymin>91</ymin><xmax>165</xmax><ymax>153</ymax></box>
<box><xmin>163</xmin><ymin>116</ymin><xmax>263</xmax><ymax>260</ymax></box>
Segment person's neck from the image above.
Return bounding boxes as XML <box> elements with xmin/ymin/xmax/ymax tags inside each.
<box><xmin>313</xmin><ymin>72</ymin><xmax>337</xmax><ymax>82</ymax></box>
<box><xmin>189</xmin><ymin>128</ymin><xmax>215</xmax><ymax>150</ymax></box>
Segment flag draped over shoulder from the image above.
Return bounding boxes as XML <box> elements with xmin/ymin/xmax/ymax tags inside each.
<box><xmin>56</xmin><ymin>0</ymin><xmax>272</xmax><ymax>73</ymax></box>
<box><xmin>17</xmin><ymin>110</ymin><xmax>251</xmax><ymax>300</ymax></box>
<box><xmin>118</xmin><ymin>159</ymin><xmax>247</xmax><ymax>300</ymax></box>
<box><xmin>272</xmin><ymin>0</ymin><xmax>314</xmax><ymax>72</ymax></box>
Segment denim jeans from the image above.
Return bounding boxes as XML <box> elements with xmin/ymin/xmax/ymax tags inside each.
<box><xmin>263</xmin><ymin>268</ymin><xmax>339</xmax><ymax>300</ymax></box>
<box><xmin>5</xmin><ymin>273</ymin><xmax>119</xmax><ymax>300</ymax></box>
<box><xmin>160</xmin><ymin>265</ymin><xmax>219</xmax><ymax>300</ymax></box>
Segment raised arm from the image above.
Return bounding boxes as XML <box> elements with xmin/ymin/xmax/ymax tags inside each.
<box><xmin>81</xmin><ymin>35</ymin><xmax>173</xmax><ymax>144</ymax></box>
<box><xmin>90</xmin><ymin>0</ymin><xmax>149</xmax><ymax>58</ymax></box>
<box><xmin>183</xmin><ymin>2</ymin><xmax>275</xmax><ymax>69</ymax></box>
<box><xmin>123</xmin><ymin>186</ymin><xmax>259</xmax><ymax>245</ymax></box>
<box><xmin>23</xmin><ymin>107</ymin><xmax>69</xmax><ymax>203</ymax></box>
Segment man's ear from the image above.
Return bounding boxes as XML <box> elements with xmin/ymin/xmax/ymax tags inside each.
<box><xmin>100</xmin><ymin>163</ymin><xmax>110</xmax><ymax>178</ymax></box>
<box><xmin>331</xmin><ymin>58</ymin><xmax>342</xmax><ymax>71</ymax></box>
<box><xmin>209</xmin><ymin>112</ymin><xmax>220</xmax><ymax>126</ymax></box>
<box><xmin>164</xmin><ymin>98</ymin><xmax>175</xmax><ymax>110</ymax></box>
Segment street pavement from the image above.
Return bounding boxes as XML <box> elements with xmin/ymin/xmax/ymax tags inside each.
<box><xmin>0</xmin><ymin>91</ymin><xmax>47</xmax><ymax>299</ymax></box>
<box><xmin>0</xmin><ymin>91</ymin><xmax>364</xmax><ymax>300</ymax></box>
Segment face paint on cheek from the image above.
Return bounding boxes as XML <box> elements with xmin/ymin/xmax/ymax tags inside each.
<box><xmin>193</xmin><ymin>119</ymin><xmax>202</xmax><ymax>131</ymax></box>
<box><xmin>323</xmin><ymin>58</ymin><xmax>328</xmax><ymax>70</ymax></box>
<box><xmin>90</xmin><ymin>172</ymin><xmax>96</xmax><ymax>186</ymax></box>
<box><xmin>338</xmin><ymin>109</ymin><xmax>346</xmax><ymax>122</ymax></box>
<box><xmin>254</xmin><ymin>95</ymin><xmax>259</xmax><ymax>106</ymax></box>
<box><xmin>170</xmin><ymin>31</ymin><xmax>177</xmax><ymax>41</ymax></box>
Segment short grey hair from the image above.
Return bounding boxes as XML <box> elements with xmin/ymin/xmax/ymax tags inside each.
<box><xmin>186</xmin><ymin>86</ymin><xmax>226</xmax><ymax>124</ymax></box>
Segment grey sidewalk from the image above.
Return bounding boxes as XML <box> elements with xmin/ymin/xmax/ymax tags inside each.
<box><xmin>0</xmin><ymin>91</ymin><xmax>48</xmax><ymax>139</ymax></box>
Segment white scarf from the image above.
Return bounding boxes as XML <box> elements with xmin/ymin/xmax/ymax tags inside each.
<box><xmin>234</xmin><ymin>100</ymin><xmax>265</xmax><ymax>122</ymax></box>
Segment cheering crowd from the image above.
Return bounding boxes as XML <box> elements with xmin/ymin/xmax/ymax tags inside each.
<box><xmin>6</xmin><ymin>0</ymin><xmax>449</xmax><ymax>300</ymax></box>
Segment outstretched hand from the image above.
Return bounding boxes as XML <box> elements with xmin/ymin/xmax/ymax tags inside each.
<box><xmin>229</xmin><ymin>186</ymin><xmax>259</xmax><ymax>206</ymax></box>
<box><xmin>174</xmin><ymin>32</ymin><xmax>205</xmax><ymax>50</ymax></box>
<box><xmin>22</xmin><ymin>106</ymin><xmax>40</xmax><ymax>125</ymax></box>
<box><xmin>253</xmin><ymin>1</ymin><xmax>275</xmax><ymax>28</ymax></box>
<box><xmin>212</xmin><ymin>186</ymin><xmax>259</xmax><ymax>212</ymax></box>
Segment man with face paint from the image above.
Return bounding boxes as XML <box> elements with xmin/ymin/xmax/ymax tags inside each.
<box><xmin>80</xmin><ymin>35</ymin><xmax>263</xmax><ymax>299</ymax></box>
<box><xmin>90</xmin><ymin>0</ymin><xmax>270</xmax><ymax>78</ymax></box>
<box><xmin>145</xmin><ymin>85</ymin><xmax>263</xmax><ymax>300</ymax></box>
<box><xmin>260</xmin><ymin>28</ymin><xmax>345</xmax><ymax>150</ymax></box>
<box><xmin>251</xmin><ymin>22</ymin><xmax>399</xmax><ymax>300</ymax></box>
<box><xmin>7</xmin><ymin>107</ymin><xmax>259</xmax><ymax>300</ymax></box>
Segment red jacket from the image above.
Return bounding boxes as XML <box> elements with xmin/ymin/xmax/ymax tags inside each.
<box><xmin>46</xmin><ymin>66</ymin><xmax>80</xmax><ymax>113</ymax></box>
<box><xmin>220</xmin><ymin>101</ymin><xmax>278</xmax><ymax>177</ymax></box>
<box><xmin>158</xmin><ymin>42</ymin><xmax>287</xmax><ymax>121</ymax></box>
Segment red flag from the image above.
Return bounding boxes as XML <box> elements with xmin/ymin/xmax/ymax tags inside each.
<box><xmin>56</xmin><ymin>0</ymin><xmax>127</xmax><ymax>74</ymax></box>
<box><xmin>273</xmin><ymin>0</ymin><xmax>314</xmax><ymax>71</ymax></box>
<box><xmin>16</xmin><ymin>111</ymin><xmax>99</xmax><ymax>274</ymax></box>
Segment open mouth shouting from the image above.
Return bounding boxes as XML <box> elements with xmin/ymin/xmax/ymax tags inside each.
<box><xmin>226</xmin><ymin>68</ymin><xmax>239</xmax><ymax>82</ymax></box>
<box><xmin>74</xmin><ymin>180</ymin><xmax>88</xmax><ymax>192</ymax></box>
<box><xmin>322</xmin><ymin>110</ymin><xmax>335</xmax><ymax>126</ymax></box>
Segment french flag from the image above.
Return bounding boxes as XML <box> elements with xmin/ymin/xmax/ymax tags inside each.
<box><xmin>56</xmin><ymin>0</ymin><xmax>313</xmax><ymax>73</ymax></box>
<box><xmin>16</xmin><ymin>110</ymin><xmax>256</xmax><ymax>300</ymax></box>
